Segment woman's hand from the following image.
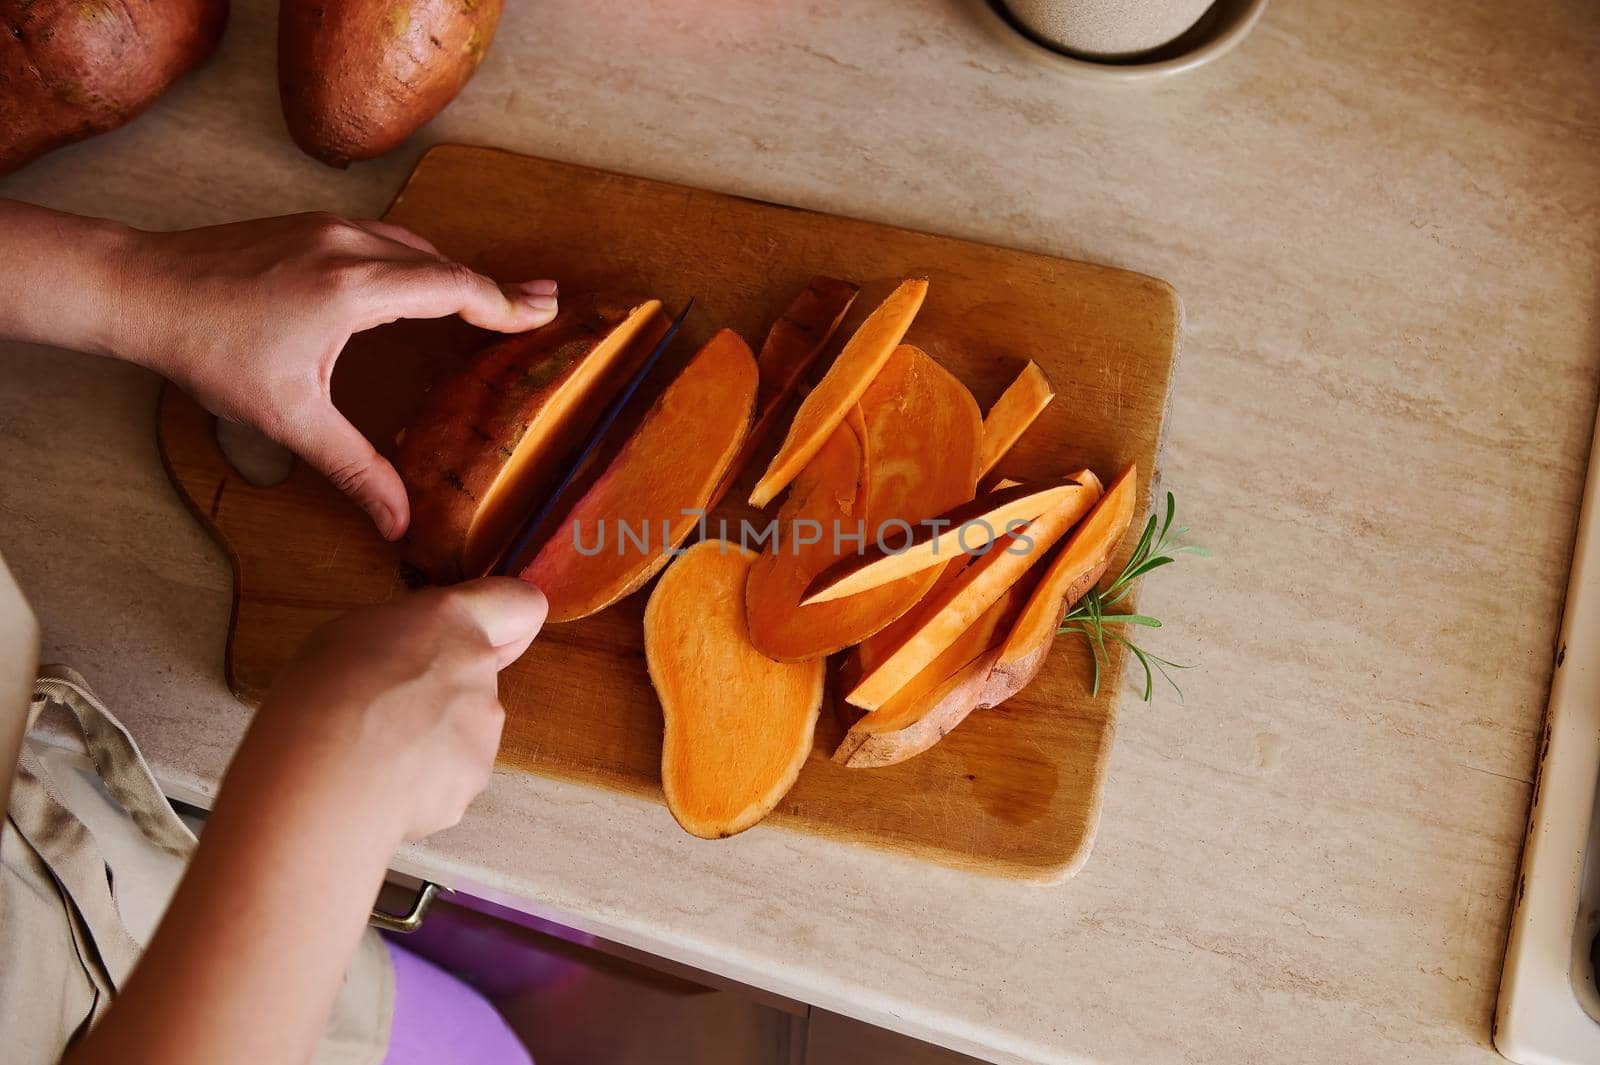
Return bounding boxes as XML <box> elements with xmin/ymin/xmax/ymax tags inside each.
<box><xmin>0</xmin><ymin>200</ymin><xmax>557</xmax><ymax>540</ymax></box>
<box><xmin>113</xmin><ymin>213</ymin><xmax>559</xmax><ymax>540</ymax></box>
<box><xmin>245</xmin><ymin>577</ymin><xmax>548</xmax><ymax>842</ymax></box>
<box><xmin>64</xmin><ymin>578</ymin><xmax>547</xmax><ymax>1065</ymax></box>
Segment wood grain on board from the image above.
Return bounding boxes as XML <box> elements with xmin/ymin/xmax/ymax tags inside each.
<box><xmin>156</xmin><ymin>145</ymin><xmax>1178</xmax><ymax>881</ymax></box>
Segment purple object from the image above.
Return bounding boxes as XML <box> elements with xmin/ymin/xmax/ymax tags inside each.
<box><xmin>381</xmin><ymin>939</ymin><xmax>535</xmax><ymax>1065</ymax></box>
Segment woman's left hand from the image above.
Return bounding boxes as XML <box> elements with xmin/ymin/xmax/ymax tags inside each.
<box><xmin>109</xmin><ymin>212</ymin><xmax>559</xmax><ymax>540</ymax></box>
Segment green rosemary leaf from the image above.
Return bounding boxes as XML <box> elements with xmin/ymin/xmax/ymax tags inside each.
<box><xmin>1055</xmin><ymin>492</ymin><xmax>1203</xmax><ymax>703</ymax></box>
<box><xmin>1101</xmin><ymin>614</ymin><xmax>1163</xmax><ymax>627</ymax></box>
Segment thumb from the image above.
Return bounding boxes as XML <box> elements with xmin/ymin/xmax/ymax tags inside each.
<box><xmin>352</xmin><ymin>260</ymin><xmax>559</xmax><ymax>334</ymax></box>
<box><xmin>448</xmin><ymin>577</ymin><xmax>549</xmax><ymax>667</ymax></box>
<box><xmin>290</xmin><ymin>404</ymin><xmax>410</xmax><ymax>540</ymax></box>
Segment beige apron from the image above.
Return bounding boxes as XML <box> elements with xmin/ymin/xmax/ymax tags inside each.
<box><xmin>0</xmin><ymin>557</ymin><xmax>393</xmax><ymax>1064</ymax></box>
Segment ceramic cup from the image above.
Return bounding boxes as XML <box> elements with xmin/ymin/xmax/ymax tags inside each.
<box><xmin>1001</xmin><ymin>0</ymin><xmax>1217</xmax><ymax>58</ymax></box>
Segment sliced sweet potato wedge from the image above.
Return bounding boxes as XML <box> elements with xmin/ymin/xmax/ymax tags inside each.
<box><xmin>521</xmin><ymin>330</ymin><xmax>759</xmax><ymax>622</ymax></box>
<box><xmin>746</xmin><ymin>345</ymin><xmax>982</xmax><ymax>661</ymax></box>
<box><xmin>845</xmin><ymin>472</ymin><xmax>1102</xmax><ymax>711</ymax></box>
<box><xmin>987</xmin><ymin>463</ymin><xmax>1138</xmax><ymax>695</ymax></box>
<box><xmin>801</xmin><ymin>479</ymin><xmax>1092</xmax><ymax>605</ymax></box>
<box><xmin>834</xmin><ymin>577</ymin><xmax>1029</xmax><ymax>768</ymax></box>
<box><xmin>839</xmin><ymin>648</ymin><xmax>1001</xmax><ymax>769</ymax></box>
<box><xmin>841</xmin><ymin>553</ymin><xmax>971</xmax><ymax>691</ymax></box>
<box><xmin>747</xmin><ymin>279</ymin><xmax>927</xmax><ymax>508</ymax></box>
<box><xmin>645</xmin><ymin>540</ymin><xmax>825</xmax><ymax>839</ymax></box>
<box><xmin>397</xmin><ymin>297</ymin><xmax>666</xmax><ymax>581</ymax></box>
<box><xmin>708</xmin><ymin>277</ymin><xmax>858</xmax><ymax>510</ymax></box>
<box><xmin>843</xmin><ymin>468</ymin><xmax>1100</xmax><ymax>689</ymax></box>
<box><xmin>977</xmin><ymin>361</ymin><xmax>1055</xmax><ymax>479</ymax></box>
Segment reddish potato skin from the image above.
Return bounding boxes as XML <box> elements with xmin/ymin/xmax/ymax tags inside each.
<box><xmin>278</xmin><ymin>0</ymin><xmax>502</xmax><ymax>168</ymax></box>
<box><xmin>0</xmin><ymin>0</ymin><xmax>228</xmax><ymax>176</ymax></box>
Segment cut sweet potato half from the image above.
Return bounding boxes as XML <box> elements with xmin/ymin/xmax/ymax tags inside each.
<box><xmin>397</xmin><ymin>297</ymin><xmax>666</xmax><ymax>581</ymax></box>
<box><xmin>746</xmin><ymin>345</ymin><xmax>982</xmax><ymax>661</ymax></box>
<box><xmin>988</xmin><ymin>463</ymin><xmax>1138</xmax><ymax>694</ymax></box>
<box><xmin>521</xmin><ymin>330</ymin><xmax>759</xmax><ymax>622</ymax></box>
<box><xmin>747</xmin><ymin>279</ymin><xmax>927</xmax><ymax>508</ymax></box>
<box><xmin>801</xmin><ymin>479</ymin><xmax>1091</xmax><ymax>605</ymax></box>
<box><xmin>834</xmin><ymin>576</ymin><xmax>1030</xmax><ymax>768</ymax></box>
<box><xmin>707</xmin><ymin>277</ymin><xmax>858</xmax><ymax>510</ymax></box>
<box><xmin>977</xmin><ymin>361</ymin><xmax>1055</xmax><ymax>480</ymax></box>
<box><xmin>645</xmin><ymin>541</ymin><xmax>825</xmax><ymax>839</ymax></box>
<box><xmin>845</xmin><ymin>470</ymin><xmax>1102</xmax><ymax>711</ymax></box>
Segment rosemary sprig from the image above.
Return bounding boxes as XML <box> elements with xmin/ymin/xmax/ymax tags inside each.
<box><xmin>1058</xmin><ymin>491</ymin><xmax>1206</xmax><ymax>702</ymax></box>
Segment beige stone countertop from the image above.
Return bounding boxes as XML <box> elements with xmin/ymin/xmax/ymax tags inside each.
<box><xmin>3</xmin><ymin>1</ymin><xmax>1598</xmax><ymax>1062</ymax></box>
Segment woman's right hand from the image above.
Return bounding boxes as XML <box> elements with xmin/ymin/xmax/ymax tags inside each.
<box><xmin>65</xmin><ymin>578</ymin><xmax>548</xmax><ymax>1065</ymax></box>
<box><xmin>241</xmin><ymin>577</ymin><xmax>547</xmax><ymax>843</ymax></box>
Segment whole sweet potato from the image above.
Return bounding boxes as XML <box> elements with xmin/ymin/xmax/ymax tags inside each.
<box><xmin>278</xmin><ymin>0</ymin><xmax>502</xmax><ymax>168</ymax></box>
<box><xmin>0</xmin><ymin>0</ymin><xmax>228</xmax><ymax>176</ymax></box>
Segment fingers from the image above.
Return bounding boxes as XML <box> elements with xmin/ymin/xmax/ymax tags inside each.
<box><xmin>289</xmin><ymin>404</ymin><xmax>411</xmax><ymax>540</ymax></box>
<box><xmin>347</xmin><ymin>219</ymin><xmax>444</xmax><ymax>259</ymax></box>
<box><xmin>350</xmin><ymin>259</ymin><xmax>560</xmax><ymax>334</ymax></box>
<box><xmin>448</xmin><ymin>578</ymin><xmax>549</xmax><ymax>667</ymax></box>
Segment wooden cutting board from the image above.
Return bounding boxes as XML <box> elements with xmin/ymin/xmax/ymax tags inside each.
<box><xmin>157</xmin><ymin>144</ymin><xmax>1178</xmax><ymax>882</ymax></box>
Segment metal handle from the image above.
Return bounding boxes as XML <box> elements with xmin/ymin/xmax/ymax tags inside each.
<box><xmin>368</xmin><ymin>880</ymin><xmax>442</xmax><ymax>934</ymax></box>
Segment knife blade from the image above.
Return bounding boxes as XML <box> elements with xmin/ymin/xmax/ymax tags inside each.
<box><xmin>492</xmin><ymin>299</ymin><xmax>695</xmax><ymax>577</ymax></box>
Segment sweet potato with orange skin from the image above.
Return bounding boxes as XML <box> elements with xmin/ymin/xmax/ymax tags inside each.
<box><xmin>834</xmin><ymin>577</ymin><xmax>1030</xmax><ymax>768</ymax></box>
<box><xmin>987</xmin><ymin>464</ymin><xmax>1138</xmax><ymax>696</ymax></box>
<box><xmin>0</xmin><ymin>0</ymin><xmax>228</xmax><ymax>175</ymax></box>
<box><xmin>279</xmin><ymin>0</ymin><xmax>501</xmax><ymax>167</ymax></box>
<box><xmin>646</xmin><ymin>541</ymin><xmax>825</xmax><ymax>839</ymax></box>
<box><xmin>707</xmin><ymin>277</ymin><xmax>858</xmax><ymax>510</ymax></box>
<box><xmin>748</xmin><ymin>279</ymin><xmax>927</xmax><ymax>508</ymax></box>
<box><xmin>845</xmin><ymin>470</ymin><xmax>1102</xmax><ymax>711</ymax></box>
<box><xmin>396</xmin><ymin>298</ymin><xmax>665</xmax><ymax>582</ymax></box>
<box><xmin>521</xmin><ymin>330</ymin><xmax>758</xmax><ymax>622</ymax></box>
<box><xmin>746</xmin><ymin>345</ymin><xmax>982</xmax><ymax>661</ymax></box>
<box><xmin>801</xmin><ymin>479</ymin><xmax>1088</xmax><ymax>605</ymax></box>
<box><xmin>977</xmin><ymin>361</ymin><xmax>1055</xmax><ymax>480</ymax></box>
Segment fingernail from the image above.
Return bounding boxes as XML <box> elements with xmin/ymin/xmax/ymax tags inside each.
<box><xmin>365</xmin><ymin>500</ymin><xmax>397</xmax><ymax>540</ymax></box>
<box><xmin>518</xmin><ymin>279</ymin><xmax>558</xmax><ymax>297</ymax></box>
<box><xmin>523</xmin><ymin>294</ymin><xmax>558</xmax><ymax>313</ymax></box>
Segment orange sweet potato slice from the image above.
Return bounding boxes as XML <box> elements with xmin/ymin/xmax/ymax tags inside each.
<box><xmin>747</xmin><ymin>279</ymin><xmax>927</xmax><ymax>508</ymax></box>
<box><xmin>521</xmin><ymin>330</ymin><xmax>759</xmax><ymax>622</ymax></box>
<box><xmin>397</xmin><ymin>297</ymin><xmax>666</xmax><ymax>581</ymax></box>
<box><xmin>834</xmin><ymin>578</ymin><xmax>1029</xmax><ymax>768</ymax></box>
<box><xmin>645</xmin><ymin>540</ymin><xmax>825</xmax><ymax>839</ymax></box>
<box><xmin>745</xmin><ymin>345</ymin><xmax>982</xmax><ymax>661</ymax></box>
<box><xmin>977</xmin><ymin>361</ymin><xmax>1055</xmax><ymax>480</ymax></box>
<box><xmin>707</xmin><ymin>277</ymin><xmax>858</xmax><ymax>510</ymax></box>
<box><xmin>987</xmin><ymin>464</ymin><xmax>1138</xmax><ymax>696</ymax></box>
<box><xmin>845</xmin><ymin>472</ymin><xmax>1103</xmax><ymax>711</ymax></box>
<box><xmin>744</xmin><ymin>413</ymin><xmax>881</xmax><ymax>661</ymax></box>
<box><xmin>801</xmin><ymin>479</ymin><xmax>1090</xmax><ymax>605</ymax></box>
